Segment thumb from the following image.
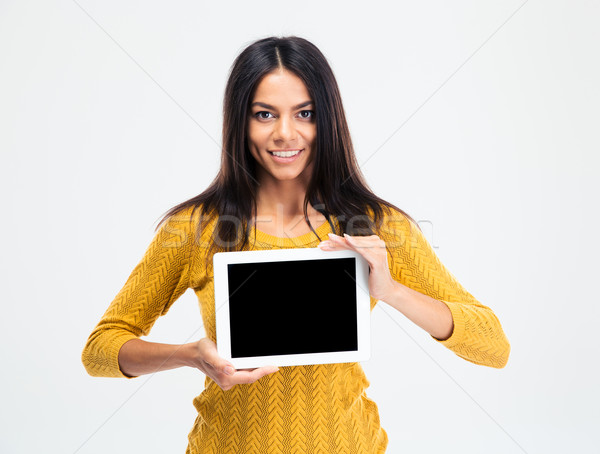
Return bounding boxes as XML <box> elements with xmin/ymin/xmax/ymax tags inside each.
<box><xmin>222</xmin><ymin>363</ymin><xmax>236</xmax><ymax>376</ymax></box>
<box><xmin>210</xmin><ymin>350</ymin><xmax>235</xmax><ymax>375</ymax></box>
<box><xmin>206</xmin><ymin>355</ymin><xmax>234</xmax><ymax>376</ymax></box>
<box><xmin>201</xmin><ymin>340</ymin><xmax>235</xmax><ymax>375</ymax></box>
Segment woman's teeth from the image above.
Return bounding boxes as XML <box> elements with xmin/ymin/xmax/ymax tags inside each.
<box><xmin>271</xmin><ymin>150</ymin><xmax>301</xmax><ymax>157</ymax></box>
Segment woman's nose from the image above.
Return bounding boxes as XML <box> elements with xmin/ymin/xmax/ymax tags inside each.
<box><xmin>274</xmin><ymin>116</ymin><xmax>297</xmax><ymax>142</ymax></box>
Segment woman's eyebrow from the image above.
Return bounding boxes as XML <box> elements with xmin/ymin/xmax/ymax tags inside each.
<box><xmin>251</xmin><ymin>100</ymin><xmax>313</xmax><ymax>110</ymax></box>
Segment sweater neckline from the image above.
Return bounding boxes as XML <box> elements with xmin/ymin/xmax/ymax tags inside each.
<box><xmin>251</xmin><ymin>218</ymin><xmax>335</xmax><ymax>247</ymax></box>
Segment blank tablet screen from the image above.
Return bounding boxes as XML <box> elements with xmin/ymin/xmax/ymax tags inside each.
<box><xmin>226</xmin><ymin>257</ymin><xmax>358</xmax><ymax>358</ymax></box>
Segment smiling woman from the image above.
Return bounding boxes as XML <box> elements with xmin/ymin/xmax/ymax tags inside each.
<box><xmin>81</xmin><ymin>35</ymin><xmax>510</xmax><ymax>454</ymax></box>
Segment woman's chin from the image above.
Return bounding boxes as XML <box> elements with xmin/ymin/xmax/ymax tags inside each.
<box><xmin>269</xmin><ymin>172</ymin><xmax>304</xmax><ymax>182</ymax></box>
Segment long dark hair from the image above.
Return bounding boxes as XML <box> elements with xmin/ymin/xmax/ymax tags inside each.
<box><xmin>157</xmin><ymin>35</ymin><xmax>420</xmax><ymax>268</ymax></box>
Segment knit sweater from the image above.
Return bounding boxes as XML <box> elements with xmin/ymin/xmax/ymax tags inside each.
<box><xmin>81</xmin><ymin>204</ymin><xmax>510</xmax><ymax>453</ymax></box>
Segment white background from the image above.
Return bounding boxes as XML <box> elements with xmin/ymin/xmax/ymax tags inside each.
<box><xmin>1</xmin><ymin>0</ymin><xmax>599</xmax><ymax>453</ymax></box>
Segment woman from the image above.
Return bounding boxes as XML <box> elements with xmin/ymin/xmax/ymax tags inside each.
<box><xmin>82</xmin><ymin>35</ymin><xmax>510</xmax><ymax>453</ymax></box>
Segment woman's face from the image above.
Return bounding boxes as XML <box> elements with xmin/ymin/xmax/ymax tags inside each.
<box><xmin>247</xmin><ymin>69</ymin><xmax>316</xmax><ymax>185</ymax></box>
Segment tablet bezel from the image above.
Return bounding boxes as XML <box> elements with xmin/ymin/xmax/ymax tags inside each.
<box><xmin>213</xmin><ymin>247</ymin><xmax>371</xmax><ymax>369</ymax></box>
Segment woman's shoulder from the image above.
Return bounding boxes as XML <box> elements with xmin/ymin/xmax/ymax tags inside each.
<box><xmin>373</xmin><ymin>203</ymin><xmax>414</xmax><ymax>231</ymax></box>
<box><xmin>369</xmin><ymin>203</ymin><xmax>425</xmax><ymax>252</ymax></box>
<box><xmin>157</xmin><ymin>204</ymin><xmax>198</xmax><ymax>233</ymax></box>
<box><xmin>162</xmin><ymin>203</ymin><xmax>218</xmax><ymax>226</ymax></box>
<box><xmin>157</xmin><ymin>203</ymin><xmax>217</xmax><ymax>246</ymax></box>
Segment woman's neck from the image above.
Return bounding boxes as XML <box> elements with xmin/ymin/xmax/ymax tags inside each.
<box><xmin>254</xmin><ymin>176</ymin><xmax>312</xmax><ymax>216</ymax></box>
<box><xmin>252</xmin><ymin>177</ymin><xmax>325</xmax><ymax>234</ymax></box>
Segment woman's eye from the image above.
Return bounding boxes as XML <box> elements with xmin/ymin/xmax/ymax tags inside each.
<box><xmin>255</xmin><ymin>111</ymin><xmax>273</xmax><ymax>120</ymax></box>
<box><xmin>253</xmin><ymin>110</ymin><xmax>314</xmax><ymax>120</ymax></box>
<box><xmin>299</xmin><ymin>110</ymin><xmax>314</xmax><ymax>119</ymax></box>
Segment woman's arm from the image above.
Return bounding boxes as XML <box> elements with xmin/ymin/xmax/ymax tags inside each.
<box><xmin>117</xmin><ymin>339</ymin><xmax>198</xmax><ymax>377</ymax></box>
<box><xmin>381</xmin><ymin>214</ymin><xmax>510</xmax><ymax>368</ymax></box>
<box><xmin>81</xmin><ymin>207</ymin><xmax>197</xmax><ymax>379</ymax></box>
<box><xmin>380</xmin><ymin>279</ymin><xmax>455</xmax><ymax>341</ymax></box>
<box><xmin>323</xmin><ymin>232</ymin><xmax>454</xmax><ymax>340</ymax></box>
<box><xmin>320</xmin><ymin>210</ymin><xmax>510</xmax><ymax>369</ymax></box>
<box><xmin>81</xmin><ymin>207</ymin><xmax>279</xmax><ymax>388</ymax></box>
<box><xmin>118</xmin><ymin>337</ymin><xmax>279</xmax><ymax>389</ymax></box>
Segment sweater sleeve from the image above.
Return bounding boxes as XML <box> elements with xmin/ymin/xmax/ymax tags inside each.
<box><xmin>81</xmin><ymin>207</ymin><xmax>198</xmax><ymax>379</ymax></box>
<box><xmin>378</xmin><ymin>209</ymin><xmax>510</xmax><ymax>369</ymax></box>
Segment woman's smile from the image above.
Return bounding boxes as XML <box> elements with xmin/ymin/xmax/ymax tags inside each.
<box><xmin>268</xmin><ymin>148</ymin><xmax>304</xmax><ymax>161</ymax></box>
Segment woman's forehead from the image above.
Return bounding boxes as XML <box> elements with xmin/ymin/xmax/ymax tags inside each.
<box><xmin>252</xmin><ymin>70</ymin><xmax>311</xmax><ymax>103</ymax></box>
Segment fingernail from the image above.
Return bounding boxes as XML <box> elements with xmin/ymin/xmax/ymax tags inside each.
<box><xmin>328</xmin><ymin>233</ymin><xmax>339</xmax><ymax>238</ymax></box>
<box><xmin>272</xmin><ymin>367</ymin><xmax>280</xmax><ymax>373</ymax></box>
<box><xmin>224</xmin><ymin>366</ymin><xmax>235</xmax><ymax>375</ymax></box>
<box><xmin>343</xmin><ymin>233</ymin><xmax>353</xmax><ymax>241</ymax></box>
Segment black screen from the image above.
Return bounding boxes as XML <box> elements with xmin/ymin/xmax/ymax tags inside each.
<box><xmin>226</xmin><ymin>257</ymin><xmax>358</xmax><ymax>358</ymax></box>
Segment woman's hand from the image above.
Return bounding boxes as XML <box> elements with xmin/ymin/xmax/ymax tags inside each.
<box><xmin>190</xmin><ymin>338</ymin><xmax>279</xmax><ymax>391</ymax></box>
<box><xmin>318</xmin><ymin>233</ymin><xmax>397</xmax><ymax>302</ymax></box>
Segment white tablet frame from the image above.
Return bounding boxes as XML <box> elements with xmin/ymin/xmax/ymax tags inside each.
<box><xmin>213</xmin><ymin>247</ymin><xmax>371</xmax><ymax>369</ymax></box>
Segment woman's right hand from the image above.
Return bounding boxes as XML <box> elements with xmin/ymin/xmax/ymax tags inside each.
<box><xmin>190</xmin><ymin>338</ymin><xmax>279</xmax><ymax>391</ymax></box>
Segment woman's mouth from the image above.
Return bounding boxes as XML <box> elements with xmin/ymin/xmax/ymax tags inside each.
<box><xmin>268</xmin><ymin>149</ymin><xmax>303</xmax><ymax>162</ymax></box>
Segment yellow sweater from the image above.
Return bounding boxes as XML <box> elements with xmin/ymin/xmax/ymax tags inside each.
<box><xmin>82</xmin><ymin>205</ymin><xmax>510</xmax><ymax>453</ymax></box>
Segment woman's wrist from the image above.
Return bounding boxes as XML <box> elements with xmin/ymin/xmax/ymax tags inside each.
<box><xmin>180</xmin><ymin>341</ymin><xmax>204</xmax><ymax>369</ymax></box>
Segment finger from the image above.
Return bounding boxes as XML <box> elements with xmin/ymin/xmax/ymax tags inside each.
<box><xmin>222</xmin><ymin>365</ymin><xmax>236</xmax><ymax>376</ymax></box>
<box><xmin>317</xmin><ymin>240</ymin><xmax>335</xmax><ymax>249</ymax></box>
<box><xmin>233</xmin><ymin>366</ymin><xmax>279</xmax><ymax>384</ymax></box>
<box><xmin>326</xmin><ymin>233</ymin><xmax>351</xmax><ymax>249</ymax></box>
<box><xmin>200</xmin><ymin>344</ymin><xmax>236</xmax><ymax>376</ymax></box>
<box><xmin>344</xmin><ymin>234</ymin><xmax>385</xmax><ymax>249</ymax></box>
<box><xmin>207</xmin><ymin>354</ymin><xmax>235</xmax><ymax>376</ymax></box>
<box><xmin>342</xmin><ymin>235</ymin><xmax>390</xmax><ymax>271</ymax></box>
<box><xmin>329</xmin><ymin>232</ymin><xmax>376</xmax><ymax>248</ymax></box>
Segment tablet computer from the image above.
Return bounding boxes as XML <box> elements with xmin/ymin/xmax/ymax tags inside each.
<box><xmin>213</xmin><ymin>247</ymin><xmax>371</xmax><ymax>369</ymax></box>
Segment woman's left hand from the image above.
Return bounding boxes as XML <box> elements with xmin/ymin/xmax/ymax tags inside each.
<box><xmin>318</xmin><ymin>233</ymin><xmax>397</xmax><ymax>302</ymax></box>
